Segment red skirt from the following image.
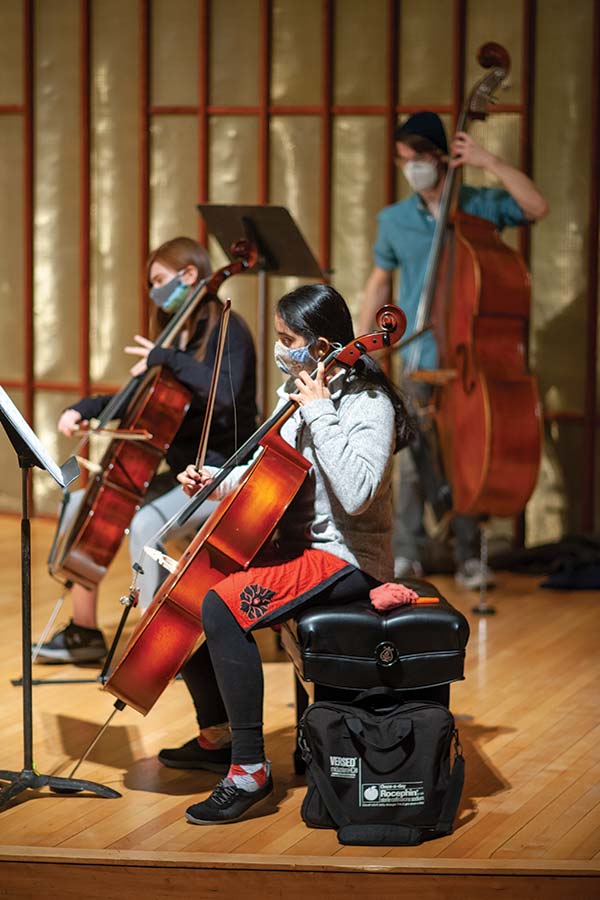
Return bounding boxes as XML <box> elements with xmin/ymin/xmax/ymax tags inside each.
<box><xmin>211</xmin><ymin>546</ymin><xmax>353</xmax><ymax>632</ymax></box>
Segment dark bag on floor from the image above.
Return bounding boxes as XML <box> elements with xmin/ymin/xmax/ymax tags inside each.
<box><xmin>298</xmin><ymin>688</ymin><xmax>464</xmax><ymax>846</ymax></box>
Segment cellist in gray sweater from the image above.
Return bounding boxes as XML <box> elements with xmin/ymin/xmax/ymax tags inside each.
<box><xmin>161</xmin><ymin>283</ymin><xmax>413</xmax><ymax>826</ymax></box>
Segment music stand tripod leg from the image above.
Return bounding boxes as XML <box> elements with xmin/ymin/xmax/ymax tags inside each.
<box><xmin>0</xmin><ymin>465</ymin><xmax>120</xmax><ymax>809</ymax></box>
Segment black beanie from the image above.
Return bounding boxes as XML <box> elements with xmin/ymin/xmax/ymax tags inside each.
<box><xmin>394</xmin><ymin>111</ymin><xmax>448</xmax><ymax>154</ymax></box>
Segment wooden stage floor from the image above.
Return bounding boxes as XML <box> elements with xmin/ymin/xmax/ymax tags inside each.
<box><xmin>0</xmin><ymin>517</ymin><xmax>598</xmax><ymax>898</ymax></box>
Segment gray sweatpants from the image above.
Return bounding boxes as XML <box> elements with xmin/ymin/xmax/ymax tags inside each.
<box><xmin>58</xmin><ymin>481</ymin><xmax>217</xmax><ymax>611</ymax></box>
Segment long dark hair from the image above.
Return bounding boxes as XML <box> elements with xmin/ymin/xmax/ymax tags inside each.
<box><xmin>276</xmin><ymin>283</ymin><xmax>414</xmax><ymax>451</ymax></box>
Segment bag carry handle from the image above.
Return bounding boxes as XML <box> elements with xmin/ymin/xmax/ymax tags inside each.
<box><xmin>307</xmin><ymin>730</ymin><xmax>465</xmax><ymax>847</ymax></box>
<box><xmin>353</xmin><ymin>687</ymin><xmax>400</xmax><ymax>707</ymax></box>
<box><xmin>345</xmin><ymin>715</ymin><xmax>413</xmax><ymax>752</ymax></box>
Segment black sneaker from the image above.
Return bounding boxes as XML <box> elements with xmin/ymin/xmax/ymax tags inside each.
<box><xmin>185</xmin><ymin>774</ymin><xmax>274</xmax><ymax>825</ymax></box>
<box><xmin>158</xmin><ymin>737</ymin><xmax>232</xmax><ymax>773</ymax></box>
<box><xmin>34</xmin><ymin>619</ymin><xmax>107</xmax><ymax>664</ymax></box>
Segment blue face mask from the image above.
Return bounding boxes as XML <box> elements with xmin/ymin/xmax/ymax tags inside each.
<box><xmin>273</xmin><ymin>340</ymin><xmax>317</xmax><ymax>377</ymax></box>
<box><xmin>149</xmin><ymin>271</ymin><xmax>190</xmax><ymax>313</ymax></box>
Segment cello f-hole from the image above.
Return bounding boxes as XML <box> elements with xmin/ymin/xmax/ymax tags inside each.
<box><xmin>456</xmin><ymin>344</ymin><xmax>476</xmax><ymax>395</ymax></box>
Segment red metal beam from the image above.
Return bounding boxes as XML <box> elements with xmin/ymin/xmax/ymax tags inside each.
<box><xmin>583</xmin><ymin>0</ymin><xmax>600</xmax><ymax>531</ymax></box>
<box><xmin>79</xmin><ymin>0</ymin><xmax>91</xmax><ymax>402</ymax></box>
<box><xmin>23</xmin><ymin>0</ymin><xmax>34</xmax><ymax>511</ymax></box>
<box><xmin>267</xmin><ymin>105</ymin><xmax>322</xmax><ymax>115</ymax></box>
<box><xmin>152</xmin><ymin>103</ymin><xmax>513</xmax><ymax>115</ymax></box>
<box><xmin>23</xmin><ymin>0</ymin><xmax>34</xmax><ymax>430</ymax></box>
<box><xmin>149</xmin><ymin>103</ymin><xmax>524</xmax><ymax>117</ymax></box>
<box><xmin>151</xmin><ymin>104</ymin><xmax>446</xmax><ymax>117</ymax></box>
<box><xmin>514</xmin><ymin>0</ymin><xmax>537</xmax><ymax>547</ymax></box>
<box><xmin>200</xmin><ymin>105</ymin><xmax>260</xmax><ymax>115</ymax></box>
<box><xmin>319</xmin><ymin>0</ymin><xmax>333</xmax><ymax>274</ymax></box>
<box><xmin>198</xmin><ymin>0</ymin><xmax>209</xmax><ymax>246</ymax></box>
<box><xmin>254</xmin><ymin>0</ymin><xmax>273</xmax><ymax>416</ymax></box>
<box><xmin>331</xmin><ymin>105</ymin><xmax>388</xmax><ymax>115</ymax></box>
<box><xmin>259</xmin><ymin>0</ymin><xmax>272</xmax><ymax>204</ymax></box>
<box><xmin>2</xmin><ymin>380</ymin><xmax>114</xmax><ymax>393</ymax></box>
<box><xmin>385</xmin><ymin>0</ymin><xmax>399</xmax><ymax>205</ymax></box>
<box><xmin>452</xmin><ymin>0</ymin><xmax>466</xmax><ymax>130</ymax></box>
<box><xmin>150</xmin><ymin>105</ymin><xmax>200</xmax><ymax>114</ymax></box>
<box><xmin>520</xmin><ymin>0</ymin><xmax>536</xmax><ymax>264</ymax></box>
<box><xmin>139</xmin><ymin>0</ymin><xmax>150</xmax><ymax>334</ymax></box>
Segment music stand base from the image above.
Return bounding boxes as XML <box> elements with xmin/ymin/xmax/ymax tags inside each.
<box><xmin>471</xmin><ymin>603</ymin><xmax>496</xmax><ymax>615</ymax></box>
<box><xmin>0</xmin><ymin>768</ymin><xmax>120</xmax><ymax>807</ymax></box>
<box><xmin>11</xmin><ymin>673</ymin><xmax>104</xmax><ymax>687</ymax></box>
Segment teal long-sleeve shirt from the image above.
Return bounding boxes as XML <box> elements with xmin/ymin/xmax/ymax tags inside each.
<box><xmin>373</xmin><ymin>185</ymin><xmax>528</xmax><ymax>369</ymax></box>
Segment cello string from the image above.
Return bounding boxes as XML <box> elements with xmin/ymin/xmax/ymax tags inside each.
<box><xmin>131</xmin><ymin>317</ymin><xmax>240</xmax><ymax>579</ymax></box>
<box><xmin>225</xmin><ymin>327</ymin><xmax>239</xmax><ymax>465</ymax></box>
<box><xmin>130</xmin><ymin>365</ymin><xmax>348</xmax><ymax>581</ymax></box>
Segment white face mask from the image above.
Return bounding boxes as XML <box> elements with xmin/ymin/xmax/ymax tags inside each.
<box><xmin>402</xmin><ymin>159</ymin><xmax>439</xmax><ymax>193</ymax></box>
<box><xmin>273</xmin><ymin>340</ymin><xmax>317</xmax><ymax>377</ymax></box>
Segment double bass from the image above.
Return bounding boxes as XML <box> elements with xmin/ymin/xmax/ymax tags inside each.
<box><xmin>103</xmin><ymin>306</ymin><xmax>407</xmax><ymax>716</ymax></box>
<box><xmin>403</xmin><ymin>43</ymin><xmax>541</xmax><ymax>519</ymax></box>
<box><xmin>49</xmin><ymin>240</ymin><xmax>257</xmax><ymax>590</ymax></box>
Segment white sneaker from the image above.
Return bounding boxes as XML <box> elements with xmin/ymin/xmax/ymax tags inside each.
<box><xmin>455</xmin><ymin>558</ymin><xmax>496</xmax><ymax>591</ymax></box>
<box><xmin>394</xmin><ymin>557</ymin><xmax>424</xmax><ymax>579</ymax></box>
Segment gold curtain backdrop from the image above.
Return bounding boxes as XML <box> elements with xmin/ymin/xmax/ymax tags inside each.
<box><xmin>0</xmin><ymin>0</ymin><xmax>597</xmax><ymax>545</ymax></box>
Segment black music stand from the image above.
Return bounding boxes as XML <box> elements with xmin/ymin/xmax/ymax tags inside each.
<box><xmin>0</xmin><ymin>387</ymin><xmax>120</xmax><ymax>808</ymax></box>
<box><xmin>197</xmin><ymin>203</ymin><xmax>324</xmax><ymax>412</ymax></box>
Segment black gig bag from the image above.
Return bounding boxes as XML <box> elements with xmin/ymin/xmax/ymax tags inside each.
<box><xmin>298</xmin><ymin>688</ymin><xmax>464</xmax><ymax>846</ymax></box>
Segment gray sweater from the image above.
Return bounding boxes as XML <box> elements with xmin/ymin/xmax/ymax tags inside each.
<box><xmin>207</xmin><ymin>374</ymin><xmax>396</xmax><ymax>583</ymax></box>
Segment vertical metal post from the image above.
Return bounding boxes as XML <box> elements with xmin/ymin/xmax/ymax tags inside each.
<box><xmin>23</xmin><ymin>0</ymin><xmax>35</xmax><ymax>514</ymax></box>
<box><xmin>20</xmin><ymin>467</ymin><xmax>33</xmax><ymax>770</ymax></box>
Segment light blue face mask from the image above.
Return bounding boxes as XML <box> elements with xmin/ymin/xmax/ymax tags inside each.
<box><xmin>273</xmin><ymin>340</ymin><xmax>317</xmax><ymax>376</ymax></box>
<box><xmin>149</xmin><ymin>271</ymin><xmax>190</xmax><ymax>314</ymax></box>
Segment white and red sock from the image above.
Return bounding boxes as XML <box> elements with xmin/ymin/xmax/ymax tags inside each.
<box><xmin>226</xmin><ymin>761</ymin><xmax>270</xmax><ymax>793</ymax></box>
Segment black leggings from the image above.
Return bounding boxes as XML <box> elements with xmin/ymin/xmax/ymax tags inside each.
<box><xmin>180</xmin><ymin>567</ymin><xmax>378</xmax><ymax>764</ymax></box>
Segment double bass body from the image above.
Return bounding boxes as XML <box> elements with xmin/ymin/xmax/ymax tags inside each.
<box><xmin>434</xmin><ymin>210</ymin><xmax>542</xmax><ymax>517</ymax></box>
<box><xmin>394</xmin><ymin>43</ymin><xmax>543</xmax><ymax>523</ymax></box>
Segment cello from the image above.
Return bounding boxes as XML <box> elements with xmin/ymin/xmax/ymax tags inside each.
<box><xmin>102</xmin><ymin>305</ymin><xmax>406</xmax><ymax>716</ymax></box>
<box><xmin>402</xmin><ymin>43</ymin><xmax>541</xmax><ymax>519</ymax></box>
<box><xmin>49</xmin><ymin>240</ymin><xmax>257</xmax><ymax>590</ymax></box>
